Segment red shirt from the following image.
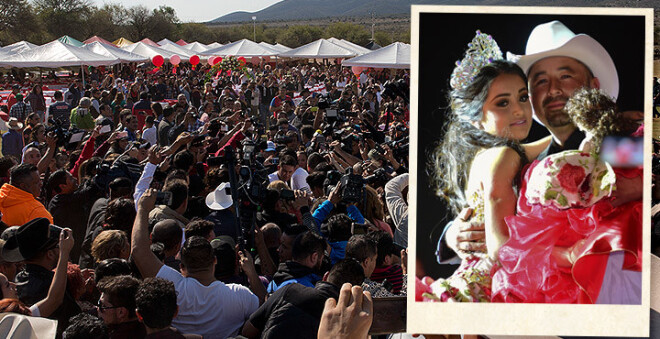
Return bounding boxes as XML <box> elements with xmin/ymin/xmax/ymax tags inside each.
<box><xmin>6</xmin><ymin>93</ymin><xmax>17</xmax><ymax>111</ymax></box>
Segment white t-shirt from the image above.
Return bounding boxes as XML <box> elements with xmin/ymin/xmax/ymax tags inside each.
<box><xmin>268</xmin><ymin>171</ymin><xmax>280</xmax><ymax>184</ymax></box>
<box><xmin>142</xmin><ymin>126</ymin><xmax>157</xmax><ymax>146</ymax></box>
<box><xmin>269</xmin><ymin>169</ymin><xmax>310</xmax><ymax>193</ymax></box>
<box><xmin>291</xmin><ymin>167</ymin><xmax>310</xmax><ymax>193</ymax></box>
<box><xmin>157</xmin><ymin>265</ymin><xmax>259</xmax><ymax>339</ymax></box>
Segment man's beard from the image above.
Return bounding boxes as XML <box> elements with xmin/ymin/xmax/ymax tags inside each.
<box><xmin>542</xmin><ymin>95</ymin><xmax>573</xmax><ymax>128</ymax></box>
<box><xmin>545</xmin><ymin>108</ymin><xmax>573</xmax><ymax>128</ymax></box>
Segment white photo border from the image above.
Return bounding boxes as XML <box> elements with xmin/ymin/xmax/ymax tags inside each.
<box><xmin>408</xmin><ymin>5</ymin><xmax>653</xmax><ymax>337</ymax></box>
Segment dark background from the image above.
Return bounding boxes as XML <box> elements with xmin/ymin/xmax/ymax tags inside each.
<box><xmin>415</xmin><ymin>12</ymin><xmax>646</xmax><ymax>279</ymax></box>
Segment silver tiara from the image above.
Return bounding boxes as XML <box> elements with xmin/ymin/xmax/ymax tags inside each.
<box><xmin>450</xmin><ymin>30</ymin><xmax>503</xmax><ymax>91</ymax></box>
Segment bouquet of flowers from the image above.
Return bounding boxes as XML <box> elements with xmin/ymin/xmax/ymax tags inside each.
<box><xmin>205</xmin><ymin>56</ymin><xmax>252</xmax><ymax>83</ymax></box>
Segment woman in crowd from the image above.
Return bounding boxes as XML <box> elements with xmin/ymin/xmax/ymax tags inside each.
<box><xmin>25</xmin><ymin>85</ymin><xmax>46</xmax><ymax>122</ymax></box>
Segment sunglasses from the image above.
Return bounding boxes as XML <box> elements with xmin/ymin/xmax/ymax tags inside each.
<box><xmin>96</xmin><ymin>300</ymin><xmax>122</xmax><ymax>312</ymax></box>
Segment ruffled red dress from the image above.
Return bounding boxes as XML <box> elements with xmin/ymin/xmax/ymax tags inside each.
<box><xmin>491</xmin><ymin>151</ymin><xmax>642</xmax><ymax>303</ymax></box>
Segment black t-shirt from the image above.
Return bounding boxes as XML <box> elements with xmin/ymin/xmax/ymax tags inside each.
<box><xmin>249</xmin><ymin>281</ymin><xmax>339</xmax><ymax>339</ymax></box>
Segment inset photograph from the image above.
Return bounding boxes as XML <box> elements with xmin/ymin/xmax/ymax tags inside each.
<box><xmin>409</xmin><ymin>6</ymin><xmax>652</xmax><ymax>337</ymax></box>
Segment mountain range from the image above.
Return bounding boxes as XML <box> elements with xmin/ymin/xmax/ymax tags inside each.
<box><xmin>208</xmin><ymin>0</ymin><xmax>658</xmax><ymax>23</ymax></box>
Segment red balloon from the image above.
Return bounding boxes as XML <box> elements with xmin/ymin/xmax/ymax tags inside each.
<box><xmin>213</xmin><ymin>57</ymin><xmax>222</xmax><ymax>65</ymax></box>
<box><xmin>250</xmin><ymin>56</ymin><xmax>260</xmax><ymax>65</ymax></box>
<box><xmin>151</xmin><ymin>55</ymin><xmax>164</xmax><ymax>67</ymax></box>
<box><xmin>190</xmin><ymin>55</ymin><xmax>200</xmax><ymax>65</ymax></box>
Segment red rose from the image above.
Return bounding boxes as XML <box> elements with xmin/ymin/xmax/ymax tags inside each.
<box><xmin>415</xmin><ymin>276</ymin><xmax>432</xmax><ymax>301</ymax></box>
<box><xmin>556</xmin><ymin>164</ymin><xmax>586</xmax><ymax>193</ymax></box>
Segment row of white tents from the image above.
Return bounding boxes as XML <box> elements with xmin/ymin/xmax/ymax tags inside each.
<box><xmin>0</xmin><ymin>37</ymin><xmax>410</xmax><ymax>70</ymax></box>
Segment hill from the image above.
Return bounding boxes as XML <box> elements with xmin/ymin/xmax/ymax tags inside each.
<box><xmin>209</xmin><ymin>0</ymin><xmax>658</xmax><ymax>23</ymax></box>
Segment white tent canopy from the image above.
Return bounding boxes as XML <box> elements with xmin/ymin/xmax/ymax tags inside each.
<box><xmin>2</xmin><ymin>41</ymin><xmax>37</xmax><ymax>54</ymax></box>
<box><xmin>183</xmin><ymin>42</ymin><xmax>210</xmax><ymax>53</ymax></box>
<box><xmin>158</xmin><ymin>38</ymin><xmax>175</xmax><ymax>46</ymax></box>
<box><xmin>278</xmin><ymin>39</ymin><xmax>357</xmax><ymax>59</ymax></box>
<box><xmin>158</xmin><ymin>43</ymin><xmax>195</xmax><ymax>61</ymax></box>
<box><xmin>202</xmin><ymin>39</ymin><xmax>279</xmax><ymax>57</ymax></box>
<box><xmin>327</xmin><ymin>38</ymin><xmax>371</xmax><ymax>55</ymax></box>
<box><xmin>342</xmin><ymin>42</ymin><xmax>410</xmax><ymax>69</ymax></box>
<box><xmin>259</xmin><ymin>42</ymin><xmax>291</xmax><ymax>53</ymax></box>
<box><xmin>206</xmin><ymin>42</ymin><xmax>223</xmax><ymax>49</ymax></box>
<box><xmin>121</xmin><ymin>42</ymin><xmax>176</xmax><ymax>61</ymax></box>
<box><xmin>82</xmin><ymin>42</ymin><xmax>149</xmax><ymax>63</ymax></box>
<box><xmin>0</xmin><ymin>40</ymin><xmax>118</xmax><ymax>68</ymax></box>
<box><xmin>273</xmin><ymin>43</ymin><xmax>292</xmax><ymax>52</ymax></box>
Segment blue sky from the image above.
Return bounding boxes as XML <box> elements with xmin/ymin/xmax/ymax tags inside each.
<box><xmin>91</xmin><ymin>0</ymin><xmax>282</xmax><ymax>22</ymax></box>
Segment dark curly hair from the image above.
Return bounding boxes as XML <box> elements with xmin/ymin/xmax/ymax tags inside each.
<box><xmin>429</xmin><ymin>60</ymin><xmax>528</xmax><ymax>215</ymax></box>
<box><xmin>565</xmin><ymin>87</ymin><xmax>638</xmax><ymax>153</ymax></box>
<box><xmin>96</xmin><ymin>275</ymin><xmax>140</xmax><ymax>319</ymax></box>
<box><xmin>104</xmin><ymin>198</ymin><xmax>136</xmax><ymax>233</ymax></box>
<box><xmin>63</xmin><ymin>313</ymin><xmax>108</xmax><ymax>339</ymax></box>
<box><xmin>184</xmin><ymin>218</ymin><xmax>215</xmax><ymax>239</ymax></box>
<box><xmin>135</xmin><ymin>278</ymin><xmax>178</xmax><ymax>330</ymax></box>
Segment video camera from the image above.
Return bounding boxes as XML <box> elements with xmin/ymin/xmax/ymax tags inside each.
<box><xmin>364</xmin><ymin>168</ymin><xmax>390</xmax><ymax>188</ymax></box>
<box><xmin>339</xmin><ymin>168</ymin><xmax>365</xmax><ymax>204</ymax></box>
<box><xmin>385</xmin><ymin>136</ymin><xmax>409</xmax><ymax>161</ymax></box>
<box><xmin>46</xmin><ymin>119</ymin><xmax>85</xmax><ymax>148</ymax></box>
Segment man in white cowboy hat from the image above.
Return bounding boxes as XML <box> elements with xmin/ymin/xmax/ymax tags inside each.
<box><xmin>2</xmin><ymin>117</ymin><xmax>24</xmax><ymax>160</ymax></box>
<box><xmin>446</xmin><ymin>20</ymin><xmax>642</xmax><ymax>304</ymax></box>
<box><xmin>515</xmin><ymin>20</ymin><xmax>620</xmax><ymax>158</ymax></box>
<box><xmin>205</xmin><ymin>182</ymin><xmax>240</xmax><ymax>241</ymax></box>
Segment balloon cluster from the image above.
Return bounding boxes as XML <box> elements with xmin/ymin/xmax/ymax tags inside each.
<box><xmin>150</xmin><ymin>54</ymin><xmax>201</xmax><ymax>72</ymax></box>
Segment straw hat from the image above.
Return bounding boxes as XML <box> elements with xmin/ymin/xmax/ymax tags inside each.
<box><xmin>7</xmin><ymin>117</ymin><xmax>23</xmax><ymax>130</ymax></box>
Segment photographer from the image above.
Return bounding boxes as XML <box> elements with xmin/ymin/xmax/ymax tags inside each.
<box><xmin>167</xmin><ymin>110</ymin><xmax>202</xmax><ymax>144</ymax></box>
<box><xmin>70</xmin><ymin>97</ymin><xmax>95</xmax><ymax>131</ymax></box>
<box><xmin>311</xmin><ymin>181</ymin><xmax>365</xmax><ymax>231</ymax></box>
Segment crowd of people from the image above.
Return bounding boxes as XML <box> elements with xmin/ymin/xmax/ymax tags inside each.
<box><xmin>0</xmin><ymin>59</ymin><xmax>410</xmax><ymax>338</ymax></box>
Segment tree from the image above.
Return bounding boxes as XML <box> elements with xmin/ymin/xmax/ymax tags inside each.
<box><xmin>278</xmin><ymin>25</ymin><xmax>323</xmax><ymax>48</ymax></box>
<box><xmin>324</xmin><ymin>22</ymin><xmax>370</xmax><ymax>46</ymax></box>
<box><xmin>373</xmin><ymin>31</ymin><xmax>392</xmax><ymax>47</ymax></box>
<box><xmin>127</xmin><ymin>5</ymin><xmax>151</xmax><ymax>40</ymax></box>
<box><xmin>83</xmin><ymin>5</ymin><xmax>129</xmax><ymax>40</ymax></box>
<box><xmin>262</xmin><ymin>25</ymin><xmax>284</xmax><ymax>44</ymax></box>
<box><xmin>148</xmin><ymin>7</ymin><xmax>177</xmax><ymax>41</ymax></box>
<box><xmin>0</xmin><ymin>0</ymin><xmax>42</xmax><ymax>44</ymax></box>
<box><xmin>392</xmin><ymin>30</ymin><xmax>410</xmax><ymax>44</ymax></box>
<box><xmin>34</xmin><ymin>0</ymin><xmax>91</xmax><ymax>40</ymax></box>
<box><xmin>178</xmin><ymin>23</ymin><xmax>216</xmax><ymax>44</ymax></box>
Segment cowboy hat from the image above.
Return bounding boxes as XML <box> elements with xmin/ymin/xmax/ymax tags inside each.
<box><xmin>205</xmin><ymin>182</ymin><xmax>233</xmax><ymax>210</ymax></box>
<box><xmin>7</xmin><ymin>117</ymin><xmax>23</xmax><ymax>130</ymax></box>
<box><xmin>1</xmin><ymin>218</ymin><xmax>62</xmax><ymax>262</ymax></box>
<box><xmin>512</xmin><ymin>20</ymin><xmax>619</xmax><ymax>100</ymax></box>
